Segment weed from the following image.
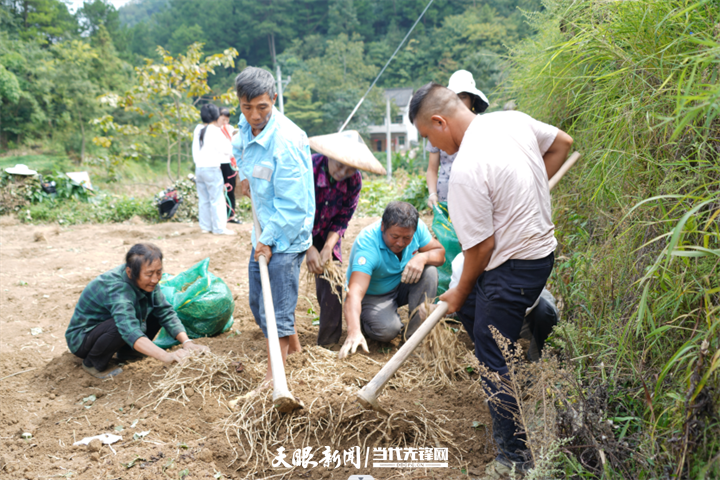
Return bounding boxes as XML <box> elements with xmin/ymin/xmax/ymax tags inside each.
<box><xmin>504</xmin><ymin>0</ymin><xmax>720</xmax><ymax>475</ymax></box>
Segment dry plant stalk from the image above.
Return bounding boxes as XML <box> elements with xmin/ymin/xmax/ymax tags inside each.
<box><xmin>390</xmin><ymin>294</ymin><xmax>475</xmax><ymax>390</ymax></box>
<box><xmin>305</xmin><ymin>260</ymin><xmax>345</xmax><ymax>303</ymax></box>
<box><xmin>222</xmin><ymin>346</ymin><xmax>464</xmax><ymax>479</ymax></box>
<box><xmin>318</xmin><ymin>260</ymin><xmax>344</xmax><ymax>303</ymax></box>
<box><xmin>136</xmin><ymin>352</ymin><xmax>259</xmax><ymax>411</ymax></box>
<box><xmin>476</xmin><ymin>325</ymin><xmax>570</xmax><ymax>479</ymax></box>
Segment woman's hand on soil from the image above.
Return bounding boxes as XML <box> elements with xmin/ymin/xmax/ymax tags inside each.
<box><xmin>183</xmin><ymin>341</ymin><xmax>209</xmax><ymax>354</ymax></box>
<box><xmin>306</xmin><ymin>246</ymin><xmax>323</xmax><ymax>275</ymax></box>
<box><xmin>338</xmin><ymin>331</ymin><xmax>369</xmax><ymax>360</ymax></box>
<box><xmin>164</xmin><ymin>349</ymin><xmax>191</xmax><ymax>364</ymax></box>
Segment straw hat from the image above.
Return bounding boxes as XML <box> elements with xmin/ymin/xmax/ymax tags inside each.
<box><xmin>4</xmin><ymin>164</ymin><xmax>38</xmax><ymax>176</ymax></box>
<box><xmin>309</xmin><ymin>130</ymin><xmax>387</xmax><ymax>175</ymax></box>
<box><xmin>447</xmin><ymin>70</ymin><xmax>489</xmax><ymax>113</ymax></box>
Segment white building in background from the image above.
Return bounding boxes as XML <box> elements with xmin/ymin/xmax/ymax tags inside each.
<box><xmin>367</xmin><ymin>88</ymin><xmax>418</xmax><ymax>153</ymax></box>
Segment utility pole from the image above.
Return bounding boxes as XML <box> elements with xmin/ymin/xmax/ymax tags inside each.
<box><xmin>386</xmin><ymin>95</ymin><xmax>391</xmax><ymax>181</ymax></box>
<box><xmin>276</xmin><ymin>64</ymin><xmax>284</xmax><ymax>114</ymax></box>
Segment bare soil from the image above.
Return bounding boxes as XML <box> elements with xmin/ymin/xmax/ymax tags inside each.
<box><xmin>0</xmin><ymin>215</ymin><xmax>493</xmax><ymax>480</ymax></box>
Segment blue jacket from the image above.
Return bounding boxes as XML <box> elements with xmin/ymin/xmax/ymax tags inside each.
<box><xmin>232</xmin><ymin>108</ymin><xmax>315</xmax><ymax>253</ymax></box>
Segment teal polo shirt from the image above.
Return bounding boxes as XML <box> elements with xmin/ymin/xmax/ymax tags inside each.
<box><xmin>347</xmin><ymin>220</ymin><xmax>433</xmax><ymax>296</ymax></box>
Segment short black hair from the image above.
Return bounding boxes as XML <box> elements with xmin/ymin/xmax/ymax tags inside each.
<box><xmin>219</xmin><ymin>107</ymin><xmax>231</xmax><ymax>117</ymax></box>
<box><xmin>235</xmin><ymin>66</ymin><xmax>276</xmax><ymax>102</ymax></box>
<box><xmin>408</xmin><ymin>82</ymin><xmax>462</xmax><ymax>125</ymax></box>
<box><xmin>200</xmin><ymin>103</ymin><xmax>220</xmax><ymax>124</ymax></box>
<box><xmin>381</xmin><ymin>201</ymin><xmax>419</xmax><ymax>231</ymax></box>
<box><xmin>126</xmin><ymin>243</ymin><xmax>163</xmax><ymax>282</ymax></box>
<box><xmin>409</xmin><ymin>82</ymin><xmax>441</xmax><ymax>124</ymax></box>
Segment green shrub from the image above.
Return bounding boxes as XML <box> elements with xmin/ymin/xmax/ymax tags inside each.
<box><xmin>25</xmin><ymin>195</ymin><xmax>158</xmax><ymax>224</ymax></box>
<box><xmin>504</xmin><ymin>0</ymin><xmax>719</xmax><ymax>476</ymax></box>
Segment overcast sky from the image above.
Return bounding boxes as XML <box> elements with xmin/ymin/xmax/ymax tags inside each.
<box><xmin>66</xmin><ymin>0</ymin><xmax>132</xmax><ymax>13</ymax></box>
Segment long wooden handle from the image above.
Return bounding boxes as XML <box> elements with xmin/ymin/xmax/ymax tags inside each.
<box><xmin>357</xmin><ymin>302</ymin><xmax>449</xmax><ymax>408</ymax></box>
<box><xmin>250</xmin><ymin>200</ymin><xmax>293</xmax><ymax>402</ymax></box>
<box><xmin>548</xmin><ymin>151</ymin><xmax>581</xmax><ymax>190</ymax></box>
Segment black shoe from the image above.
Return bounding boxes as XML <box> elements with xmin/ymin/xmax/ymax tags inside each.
<box><xmin>116</xmin><ymin>349</ymin><xmax>146</xmax><ymax>362</ymax></box>
<box><xmin>228</xmin><ymin>218</ymin><xmax>242</xmax><ymax>224</ymax></box>
<box><xmin>83</xmin><ymin>363</ymin><xmax>122</xmax><ymax>379</ymax></box>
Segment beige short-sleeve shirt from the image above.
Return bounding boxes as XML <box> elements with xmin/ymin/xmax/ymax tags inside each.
<box><xmin>447</xmin><ymin>111</ymin><xmax>558</xmax><ymax>271</ymax></box>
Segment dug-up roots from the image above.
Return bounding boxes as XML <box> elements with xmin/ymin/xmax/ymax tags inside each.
<box><xmin>135</xmin><ymin>351</ymin><xmax>261</xmax><ymax>411</ymax></box>
<box><xmin>223</xmin><ymin>346</ymin><xmax>463</xmax><ymax>479</ymax></box>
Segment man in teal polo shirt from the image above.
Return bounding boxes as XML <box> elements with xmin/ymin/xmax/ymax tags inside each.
<box><xmin>338</xmin><ymin>201</ymin><xmax>445</xmax><ymax>359</ymax></box>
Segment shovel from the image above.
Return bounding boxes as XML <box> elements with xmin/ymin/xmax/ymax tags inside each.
<box><xmin>232</xmin><ymin>197</ymin><xmax>303</xmax><ymax>413</ymax></box>
<box><xmin>357</xmin><ymin>151</ymin><xmax>582</xmax><ymax>414</ymax></box>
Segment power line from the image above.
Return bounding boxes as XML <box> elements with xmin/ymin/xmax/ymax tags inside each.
<box><xmin>337</xmin><ymin>0</ymin><xmax>435</xmax><ymax>133</ymax></box>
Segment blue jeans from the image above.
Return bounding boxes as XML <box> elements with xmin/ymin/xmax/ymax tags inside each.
<box><xmin>195</xmin><ymin>166</ymin><xmax>226</xmax><ymax>233</ymax></box>
<box><xmin>461</xmin><ymin>254</ymin><xmax>554</xmax><ymax>467</ymax></box>
<box><xmin>248</xmin><ymin>248</ymin><xmax>305</xmax><ymax>338</ymax></box>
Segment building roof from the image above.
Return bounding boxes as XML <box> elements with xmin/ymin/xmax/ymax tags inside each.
<box><xmin>384</xmin><ymin>88</ymin><xmax>414</xmax><ymax>108</ymax></box>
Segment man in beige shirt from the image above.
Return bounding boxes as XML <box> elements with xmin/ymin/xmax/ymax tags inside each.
<box><xmin>409</xmin><ymin>82</ymin><xmax>573</xmax><ymax>478</ymax></box>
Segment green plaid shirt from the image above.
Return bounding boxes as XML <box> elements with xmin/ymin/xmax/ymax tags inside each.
<box><xmin>65</xmin><ymin>264</ymin><xmax>186</xmax><ymax>353</ymax></box>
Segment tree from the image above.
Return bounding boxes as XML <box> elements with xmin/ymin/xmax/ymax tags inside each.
<box><xmin>283</xmin><ymin>83</ymin><xmax>323</xmax><ymax>132</ymax></box>
<box><xmin>50</xmin><ymin>40</ymin><xmax>101</xmax><ymax>162</ymax></box>
<box><xmin>328</xmin><ymin>0</ymin><xmax>359</xmax><ymax>36</ymax></box>
<box><xmin>75</xmin><ymin>0</ymin><xmax>121</xmax><ymax>39</ymax></box>
<box><xmin>93</xmin><ymin>42</ymin><xmax>238</xmax><ymax>181</ymax></box>
<box><xmin>0</xmin><ymin>64</ymin><xmax>21</xmax><ymax>104</ymax></box>
<box><xmin>1</xmin><ymin>0</ymin><xmax>77</xmax><ymax>43</ymax></box>
<box><xmin>283</xmin><ymin>33</ymin><xmax>384</xmax><ymax>135</ymax></box>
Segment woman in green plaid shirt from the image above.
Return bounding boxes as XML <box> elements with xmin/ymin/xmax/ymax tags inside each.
<box><xmin>65</xmin><ymin>243</ymin><xmax>209</xmax><ymax>378</ymax></box>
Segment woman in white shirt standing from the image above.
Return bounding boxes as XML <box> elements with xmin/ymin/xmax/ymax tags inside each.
<box><xmin>425</xmin><ymin>70</ymin><xmax>489</xmax><ymax>209</ymax></box>
<box><xmin>192</xmin><ymin>104</ymin><xmax>235</xmax><ymax>235</ymax></box>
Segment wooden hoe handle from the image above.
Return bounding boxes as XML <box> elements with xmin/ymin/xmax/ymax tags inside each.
<box><xmin>251</xmin><ymin>200</ymin><xmax>300</xmax><ymax>413</ymax></box>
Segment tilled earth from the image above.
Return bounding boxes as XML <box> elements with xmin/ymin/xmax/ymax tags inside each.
<box><xmin>0</xmin><ymin>215</ymin><xmax>493</xmax><ymax>480</ymax></box>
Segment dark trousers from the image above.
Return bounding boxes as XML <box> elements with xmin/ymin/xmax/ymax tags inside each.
<box><xmin>458</xmin><ymin>253</ymin><xmax>554</xmax><ymax>466</ymax></box>
<box><xmin>316</xmin><ymin>274</ymin><xmax>343</xmax><ymax>345</ymax></box>
<box><xmin>313</xmin><ymin>235</ymin><xmax>343</xmax><ymax>345</ymax></box>
<box><xmin>220</xmin><ymin>163</ymin><xmax>236</xmax><ymax>218</ymax></box>
<box><xmin>74</xmin><ymin>318</ymin><xmax>160</xmax><ymax>371</ymax></box>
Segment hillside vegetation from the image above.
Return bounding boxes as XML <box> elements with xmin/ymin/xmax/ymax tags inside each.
<box><xmin>503</xmin><ymin>0</ymin><xmax>719</xmax><ymax>477</ymax></box>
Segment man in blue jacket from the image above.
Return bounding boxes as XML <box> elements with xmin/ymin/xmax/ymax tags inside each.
<box><xmin>232</xmin><ymin>66</ymin><xmax>315</xmax><ymax>387</ymax></box>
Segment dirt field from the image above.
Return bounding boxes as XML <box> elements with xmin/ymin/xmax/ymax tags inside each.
<box><xmin>0</xmin><ymin>215</ymin><xmax>493</xmax><ymax>480</ymax></box>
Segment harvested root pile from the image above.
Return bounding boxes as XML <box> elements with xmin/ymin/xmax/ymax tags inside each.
<box><xmin>404</xmin><ymin>319</ymin><xmax>474</xmax><ymax>388</ymax></box>
<box><xmin>136</xmin><ymin>351</ymin><xmax>261</xmax><ymax>410</ymax></box>
<box><xmin>223</xmin><ymin>346</ymin><xmax>464</xmax><ymax>479</ymax></box>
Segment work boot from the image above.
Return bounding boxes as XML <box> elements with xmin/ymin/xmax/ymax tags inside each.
<box><xmin>477</xmin><ymin>458</ymin><xmax>526</xmax><ymax>480</ymax></box>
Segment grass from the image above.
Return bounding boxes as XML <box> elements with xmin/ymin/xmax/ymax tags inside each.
<box><xmin>502</xmin><ymin>0</ymin><xmax>720</xmax><ymax>476</ymax></box>
<box><xmin>0</xmin><ymin>149</ymin><xmax>193</xmax><ymax>224</ymax></box>
<box><xmin>24</xmin><ymin>195</ymin><xmax>158</xmax><ymax>224</ymax></box>
<box><xmin>0</xmin><ymin>153</ymin><xmax>75</xmax><ymax>173</ymax></box>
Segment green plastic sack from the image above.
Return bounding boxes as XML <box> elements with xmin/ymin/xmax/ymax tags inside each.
<box><xmin>432</xmin><ymin>202</ymin><xmax>462</xmax><ymax>295</ymax></box>
<box><xmin>153</xmin><ymin>258</ymin><xmax>235</xmax><ymax>348</ymax></box>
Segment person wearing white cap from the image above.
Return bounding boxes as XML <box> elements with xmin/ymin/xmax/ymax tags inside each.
<box><xmin>425</xmin><ymin>70</ymin><xmax>489</xmax><ymax>209</ymax></box>
<box><xmin>306</xmin><ymin>130</ymin><xmax>386</xmax><ymax>346</ymax></box>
